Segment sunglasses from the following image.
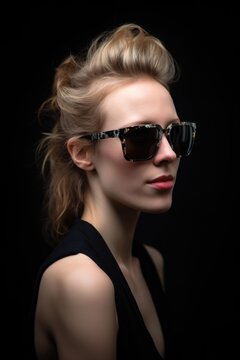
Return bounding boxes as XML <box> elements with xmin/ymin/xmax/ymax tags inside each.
<box><xmin>80</xmin><ymin>122</ymin><xmax>196</xmax><ymax>162</ymax></box>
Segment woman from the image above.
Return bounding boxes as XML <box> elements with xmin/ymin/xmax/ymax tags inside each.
<box><xmin>32</xmin><ymin>23</ymin><xmax>196</xmax><ymax>359</ymax></box>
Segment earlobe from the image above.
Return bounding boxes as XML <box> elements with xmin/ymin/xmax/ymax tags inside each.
<box><xmin>67</xmin><ymin>138</ymin><xmax>95</xmax><ymax>171</ymax></box>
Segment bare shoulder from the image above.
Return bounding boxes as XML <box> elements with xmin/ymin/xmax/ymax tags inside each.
<box><xmin>38</xmin><ymin>253</ymin><xmax>115</xmax><ymax>303</ymax></box>
<box><xmin>144</xmin><ymin>244</ymin><xmax>165</xmax><ymax>290</ymax></box>
<box><xmin>35</xmin><ymin>254</ymin><xmax>117</xmax><ymax>359</ymax></box>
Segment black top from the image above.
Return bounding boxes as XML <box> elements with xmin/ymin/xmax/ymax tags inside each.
<box><xmin>31</xmin><ymin>219</ymin><xmax>169</xmax><ymax>359</ymax></box>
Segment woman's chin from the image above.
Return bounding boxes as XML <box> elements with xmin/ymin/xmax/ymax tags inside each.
<box><xmin>143</xmin><ymin>201</ymin><xmax>173</xmax><ymax>214</ymax></box>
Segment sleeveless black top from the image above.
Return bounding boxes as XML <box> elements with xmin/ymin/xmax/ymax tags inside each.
<box><xmin>32</xmin><ymin>219</ymin><xmax>169</xmax><ymax>359</ymax></box>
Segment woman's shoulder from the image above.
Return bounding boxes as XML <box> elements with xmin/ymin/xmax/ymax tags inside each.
<box><xmin>39</xmin><ymin>253</ymin><xmax>115</xmax><ymax>301</ymax></box>
<box><xmin>35</xmin><ymin>254</ymin><xmax>118</xmax><ymax>359</ymax></box>
<box><xmin>36</xmin><ymin>254</ymin><xmax>116</xmax><ymax>332</ymax></box>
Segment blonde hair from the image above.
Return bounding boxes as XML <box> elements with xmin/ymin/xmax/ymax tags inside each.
<box><xmin>37</xmin><ymin>23</ymin><xmax>177</xmax><ymax>243</ymax></box>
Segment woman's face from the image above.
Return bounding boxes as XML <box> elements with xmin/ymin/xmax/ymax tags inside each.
<box><xmin>91</xmin><ymin>77</ymin><xmax>181</xmax><ymax>214</ymax></box>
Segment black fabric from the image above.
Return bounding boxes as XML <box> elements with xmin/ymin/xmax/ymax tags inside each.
<box><xmin>31</xmin><ymin>219</ymin><xmax>168</xmax><ymax>359</ymax></box>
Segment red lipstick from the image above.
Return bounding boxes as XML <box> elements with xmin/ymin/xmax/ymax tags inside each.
<box><xmin>148</xmin><ymin>175</ymin><xmax>174</xmax><ymax>190</ymax></box>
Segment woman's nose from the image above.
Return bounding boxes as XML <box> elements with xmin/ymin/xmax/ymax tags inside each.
<box><xmin>152</xmin><ymin>135</ymin><xmax>177</xmax><ymax>164</ymax></box>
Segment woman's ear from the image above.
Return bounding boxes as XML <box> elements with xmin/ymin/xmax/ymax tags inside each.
<box><xmin>67</xmin><ymin>138</ymin><xmax>95</xmax><ymax>171</ymax></box>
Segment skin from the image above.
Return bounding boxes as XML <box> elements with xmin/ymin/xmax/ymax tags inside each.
<box><xmin>35</xmin><ymin>77</ymin><xmax>180</xmax><ymax>360</ymax></box>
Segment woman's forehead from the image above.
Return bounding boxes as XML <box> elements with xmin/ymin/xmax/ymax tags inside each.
<box><xmin>100</xmin><ymin>78</ymin><xmax>177</xmax><ymax>130</ymax></box>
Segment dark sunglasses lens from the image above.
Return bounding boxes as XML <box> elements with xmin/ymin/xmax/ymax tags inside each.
<box><xmin>125</xmin><ymin>127</ymin><xmax>159</xmax><ymax>160</ymax></box>
<box><xmin>169</xmin><ymin>123</ymin><xmax>195</xmax><ymax>156</ymax></box>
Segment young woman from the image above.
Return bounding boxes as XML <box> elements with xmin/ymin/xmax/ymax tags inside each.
<box><xmin>32</xmin><ymin>23</ymin><xmax>196</xmax><ymax>360</ymax></box>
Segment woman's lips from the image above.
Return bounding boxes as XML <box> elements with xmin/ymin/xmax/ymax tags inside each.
<box><xmin>147</xmin><ymin>175</ymin><xmax>174</xmax><ymax>190</ymax></box>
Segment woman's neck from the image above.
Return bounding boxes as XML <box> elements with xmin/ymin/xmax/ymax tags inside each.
<box><xmin>81</xmin><ymin>196</ymin><xmax>140</xmax><ymax>267</ymax></box>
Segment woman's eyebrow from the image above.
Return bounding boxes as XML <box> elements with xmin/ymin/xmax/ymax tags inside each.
<box><xmin>165</xmin><ymin>118</ymin><xmax>181</xmax><ymax>126</ymax></box>
<box><xmin>122</xmin><ymin>118</ymin><xmax>180</xmax><ymax>127</ymax></box>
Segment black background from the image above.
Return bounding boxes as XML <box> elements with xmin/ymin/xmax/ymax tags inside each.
<box><xmin>4</xmin><ymin>3</ymin><xmax>237</xmax><ymax>359</ymax></box>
